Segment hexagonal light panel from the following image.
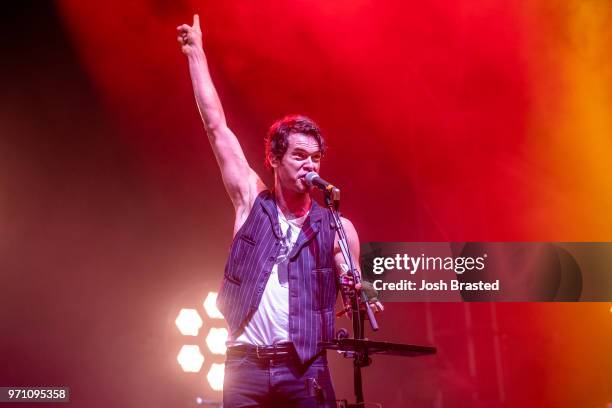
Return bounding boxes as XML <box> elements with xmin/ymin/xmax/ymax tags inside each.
<box><xmin>203</xmin><ymin>292</ymin><xmax>224</xmax><ymax>319</ymax></box>
<box><xmin>177</xmin><ymin>345</ymin><xmax>205</xmax><ymax>372</ymax></box>
<box><xmin>175</xmin><ymin>308</ymin><xmax>203</xmax><ymax>336</ymax></box>
<box><xmin>205</xmin><ymin>327</ymin><xmax>228</xmax><ymax>355</ymax></box>
<box><xmin>207</xmin><ymin>363</ymin><xmax>225</xmax><ymax>391</ymax></box>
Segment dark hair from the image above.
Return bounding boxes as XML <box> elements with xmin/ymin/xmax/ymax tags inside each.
<box><xmin>264</xmin><ymin>115</ymin><xmax>326</xmax><ymax>169</ymax></box>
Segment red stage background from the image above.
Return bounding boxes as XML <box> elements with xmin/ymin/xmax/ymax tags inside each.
<box><xmin>1</xmin><ymin>1</ymin><xmax>611</xmax><ymax>407</ymax></box>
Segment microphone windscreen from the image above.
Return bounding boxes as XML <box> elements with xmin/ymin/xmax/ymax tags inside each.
<box><xmin>304</xmin><ymin>171</ymin><xmax>319</xmax><ymax>186</ymax></box>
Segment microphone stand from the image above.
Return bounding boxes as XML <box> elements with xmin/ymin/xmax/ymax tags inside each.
<box><xmin>323</xmin><ymin>188</ymin><xmax>378</xmax><ymax>406</ymax></box>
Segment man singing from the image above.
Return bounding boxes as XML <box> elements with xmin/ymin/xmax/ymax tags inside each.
<box><xmin>177</xmin><ymin>15</ymin><xmax>379</xmax><ymax>407</ymax></box>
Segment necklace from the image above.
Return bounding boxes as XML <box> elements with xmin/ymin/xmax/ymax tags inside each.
<box><xmin>275</xmin><ymin>205</ymin><xmax>308</xmax><ymax>265</ymax></box>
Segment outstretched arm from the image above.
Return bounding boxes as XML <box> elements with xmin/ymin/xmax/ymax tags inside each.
<box><xmin>177</xmin><ymin>15</ymin><xmax>265</xmax><ymax>231</ymax></box>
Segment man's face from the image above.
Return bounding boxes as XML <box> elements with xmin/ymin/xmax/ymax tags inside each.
<box><xmin>271</xmin><ymin>133</ymin><xmax>322</xmax><ymax>193</ymax></box>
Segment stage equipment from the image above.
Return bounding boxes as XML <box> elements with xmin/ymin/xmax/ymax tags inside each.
<box><xmin>321</xmin><ymin>187</ymin><xmax>437</xmax><ymax>407</ymax></box>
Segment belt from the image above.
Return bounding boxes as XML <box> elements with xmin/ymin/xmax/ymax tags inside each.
<box><xmin>227</xmin><ymin>342</ymin><xmax>296</xmax><ymax>360</ymax></box>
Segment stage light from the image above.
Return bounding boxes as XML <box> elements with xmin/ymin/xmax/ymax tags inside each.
<box><xmin>175</xmin><ymin>308</ymin><xmax>204</xmax><ymax>336</ymax></box>
<box><xmin>203</xmin><ymin>292</ymin><xmax>224</xmax><ymax>319</ymax></box>
<box><xmin>205</xmin><ymin>327</ymin><xmax>228</xmax><ymax>355</ymax></box>
<box><xmin>177</xmin><ymin>345</ymin><xmax>205</xmax><ymax>372</ymax></box>
<box><xmin>207</xmin><ymin>363</ymin><xmax>225</xmax><ymax>391</ymax></box>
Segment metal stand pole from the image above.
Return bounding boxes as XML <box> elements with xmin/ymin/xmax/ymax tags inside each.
<box><xmin>324</xmin><ymin>191</ymin><xmax>378</xmax><ymax>406</ymax></box>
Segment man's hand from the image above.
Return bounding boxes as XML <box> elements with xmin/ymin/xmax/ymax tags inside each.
<box><xmin>338</xmin><ymin>266</ymin><xmax>384</xmax><ymax>317</ymax></box>
<box><xmin>360</xmin><ymin>280</ymin><xmax>385</xmax><ymax>313</ymax></box>
<box><xmin>177</xmin><ymin>14</ymin><xmax>203</xmax><ymax>56</ymax></box>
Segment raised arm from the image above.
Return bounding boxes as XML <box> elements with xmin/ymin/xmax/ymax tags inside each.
<box><xmin>177</xmin><ymin>15</ymin><xmax>265</xmax><ymax>231</ymax></box>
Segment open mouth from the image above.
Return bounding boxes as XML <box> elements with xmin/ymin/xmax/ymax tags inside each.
<box><xmin>297</xmin><ymin>176</ymin><xmax>309</xmax><ymax>187</ymax></box>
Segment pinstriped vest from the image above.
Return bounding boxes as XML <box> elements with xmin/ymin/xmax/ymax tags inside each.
<box><xmin>217</xmin><ymin>190</ymin><xmax>338</xmax><ymax>363</ymax></box>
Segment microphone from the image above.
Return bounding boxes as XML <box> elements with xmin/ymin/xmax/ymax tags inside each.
<box><xmin>304</xmin><ymin>172</ymin><xmax>341</xmax><ymax>199</ymax></box>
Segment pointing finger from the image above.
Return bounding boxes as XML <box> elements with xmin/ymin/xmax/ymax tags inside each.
<box><xmin>193</xmin><ymin>14</ymin><xmax>200</xmax><ymax>29</ymax></box>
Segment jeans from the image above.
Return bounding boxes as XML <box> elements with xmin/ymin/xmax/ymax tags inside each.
<box><xmin>223</xmin><ymin>350</ymin><xmax>336</xmax><ymax>408</ymax></box>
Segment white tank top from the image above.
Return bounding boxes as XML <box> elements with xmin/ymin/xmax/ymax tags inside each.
<box><xmin>230</xmin><ymin>207</ymin><xmax>307</xmax><ymax>346</ymax></box>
